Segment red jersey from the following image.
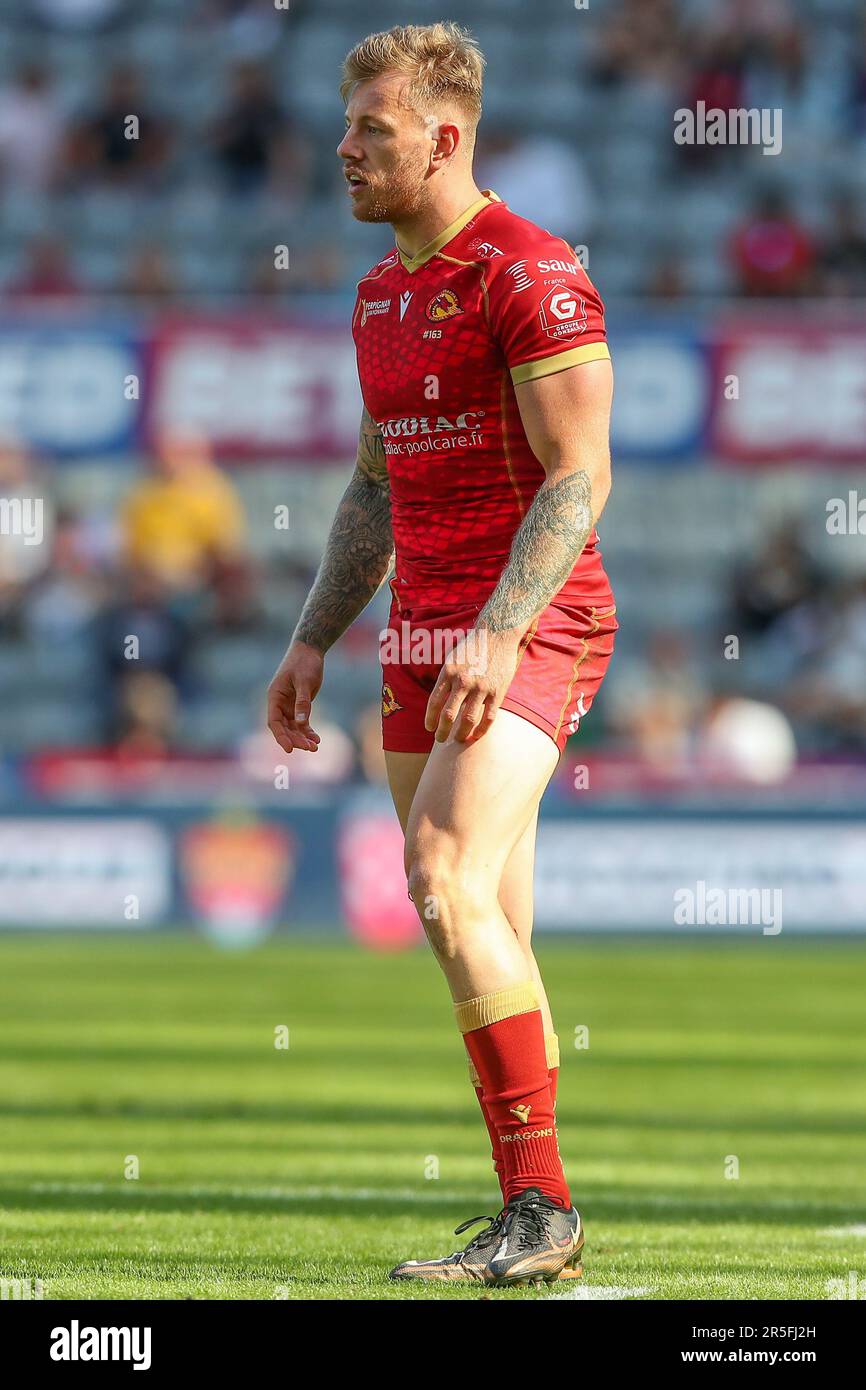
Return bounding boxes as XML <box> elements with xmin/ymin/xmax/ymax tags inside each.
<box><xmin>352</xmin><ymin>190</ymin><xmax>613</xmax><ymax>613</ymax></box>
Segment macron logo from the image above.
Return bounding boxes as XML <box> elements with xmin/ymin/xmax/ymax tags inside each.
<box><xmin>50</xmin><ymin>1321</ymin><xmax>152</xmax><ymax>1372</ymax></box>
<box><xmin>399</xmin><ymin>291</ymin><xmax>414</xmax><ymax>321</ymax></box>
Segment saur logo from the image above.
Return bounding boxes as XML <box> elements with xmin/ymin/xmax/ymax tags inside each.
<box><xmin>426</xmin><ymin>288</ymin><xmax>463</xmax><ymax>322</ymax></box>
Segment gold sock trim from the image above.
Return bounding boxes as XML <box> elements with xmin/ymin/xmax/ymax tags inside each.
<box><xmin>467</xmin><ymin>1053</ymin><xmax>481</xmax><ymax>1087</ymax></box>
<box><xmin>545</xmin><ymin>1034</ymin><xmax>560</xmax><ymax>1070</ymax></box>
<box><xmin>454</xmin><ymin>982</ymin><xmax>538</xmax><ymax>1035</ymax></box>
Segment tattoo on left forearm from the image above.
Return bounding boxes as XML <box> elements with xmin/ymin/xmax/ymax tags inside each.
<box><xmin>477</xmin><ymin>470</ymin><xmax>593</xmax><ymax>632</ymax></box>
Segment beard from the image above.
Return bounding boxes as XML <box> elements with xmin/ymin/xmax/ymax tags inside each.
<box><xmin>351</xmin><ymin>161</ymin><xmax>427</xmax><ymax>224</ymax></box>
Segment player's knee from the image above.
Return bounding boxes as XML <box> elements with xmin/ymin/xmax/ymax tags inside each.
<box><xmin>406</xmin><ymin>844</ymin><xmax>491</xmax><ymax>958</ymax></box>
<box><xmin>406</xmin><ymin>851</ymin><xmax>453</xmax><ymax>930</ymax></box>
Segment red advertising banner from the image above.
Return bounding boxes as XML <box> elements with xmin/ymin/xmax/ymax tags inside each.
<box><xmin>145</xmin><ymin>317</ymin><xmax>362</xmax><ymax>459</ymax></box>
<box><xmin>710</xmin><ymin>324</ymin><xmax>866</xmax><ymax>464</ymax></box>
<box><xmin>337</xmin><ymin>811</ymin><xmax>423</xmax><ymax>951</ymax></box>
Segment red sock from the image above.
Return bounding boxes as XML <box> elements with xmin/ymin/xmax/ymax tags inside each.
<box><xmin>473</xmin><ymin>1083</ymin><xmax>503</xmax><ymax>1190</ymax></box>
<box><xmin>471</xmin><ymin>1034</ymin><xmax>559</xmax><ymax>1203</ymax></box>
<box><xmin>458</xmin><ymin>988</ymin><xmax>569</xmax><ymax>1208</ymax></box>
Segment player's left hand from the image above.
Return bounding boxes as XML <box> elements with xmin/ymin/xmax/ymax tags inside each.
<box><xmin>425</xmin><ymin>629</ymin><xmax>520</xmax><ymax>744</ymax></box>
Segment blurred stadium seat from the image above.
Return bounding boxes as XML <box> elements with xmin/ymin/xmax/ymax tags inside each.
<box><xmin>0</xmin><ymin>0</ymin><xmax>864</xmax><ymax>803</ymax></box>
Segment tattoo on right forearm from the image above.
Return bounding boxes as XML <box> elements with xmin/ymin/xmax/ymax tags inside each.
<box><xmin>477</xmin><ymin>469</ymin><xmax>594</xmax><ymax>633</ymax></box>
<box><xmin>356</xmin><ymin>407</ymin><xmax>389</xmax><ymax>490</ymax></box>
<box><xmin>293</xmin><ymin>412</ymin><xmax>393</xmax><ymax>652</ymax></box>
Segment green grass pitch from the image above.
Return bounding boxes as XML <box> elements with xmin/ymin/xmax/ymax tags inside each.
<box><xmin>0</xmin><ymin>933</ymin><xmax>864</xmax><ymax>1300</ymax></box>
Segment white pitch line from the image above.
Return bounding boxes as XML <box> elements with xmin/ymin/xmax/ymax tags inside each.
<box><xmin>819</xmin><ymin>1225</ymin><xmax>866</xmax><ymax>1237</ymax></box>
<box><xmin>548</xmin><ymin>1284</ymin><xmax>653</xmax><ymax>1301</ymax></box>
<box><xmin>26</xmin><ymin>1180</ymin><xmax>493</xmax><ymax>1205</ymax></box>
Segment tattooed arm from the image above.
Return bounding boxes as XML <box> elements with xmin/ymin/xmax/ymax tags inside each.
<box><xmin>425</xmin><ymin>358</ymin><xmax>613</xmax><ymax>743</ymax></box>
<box><xmin>294</xmin><ymin>408</ymin><xmax>393</xmax><ymax>651</ymax></box>
<box><xmin>268</xmin><ymin>409</ymin><xmax>392</xmax><ymax>753</ymax></box>
<box><xmin>476</xmin><ymin>468</ymin><xmax>594</xmax><ymax>633</ymax></box>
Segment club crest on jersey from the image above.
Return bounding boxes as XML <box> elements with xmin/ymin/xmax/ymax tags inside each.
<box><xmin>426</xmin><ymin>288</ymin><xmax>463</xmax><ymax>322</ymax></box>
<box><xmin>381</xmin><ymin>683</ymin><xmax>403</xmax><ymax>718</ymax></box>
<box><xmin>538</xmin><ymin>286</ymin><xmax>587</xmax><ymax>339</ymax></box>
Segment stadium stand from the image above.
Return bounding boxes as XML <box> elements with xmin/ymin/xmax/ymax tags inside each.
<box><xmin>1</xmin><ymin>0</ymin><xmax>865</xmax><ymax>785</ymax></box>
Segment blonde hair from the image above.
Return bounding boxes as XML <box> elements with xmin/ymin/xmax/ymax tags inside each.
<box><xmin>341</xmin><ymin>22</ymin><xmax>485</xmax><ymax>126</ymax></box>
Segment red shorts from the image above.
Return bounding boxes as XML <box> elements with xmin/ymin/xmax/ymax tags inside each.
<box><xmin>379</xmin><ymin>594</ymin><xmax>617</xmax><ymax>756</ymax></box>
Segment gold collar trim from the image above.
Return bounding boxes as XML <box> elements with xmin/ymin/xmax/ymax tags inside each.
<box><xmin>396</xmin><ymin>190</ymin><xmax>501</xmax><ymax>273</ymax></box>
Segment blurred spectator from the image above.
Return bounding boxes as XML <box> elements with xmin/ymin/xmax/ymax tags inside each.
<box><xmin>66</xmin><ymin>64</ymin><xmax>172</xmax><ymax>190</ymax></box>
<box><xmin>199</xmin><ymin>0</ymin><xmax>288</xmax><ymax>60</ymax></box>
<box><xmin>696</xmin><ymin>695</ymin><xmax>797</xmax><ymax>784</ymax></box>
<box><xmin>728</xmin><ymin>524</ymin><xmax>824</xmax><ymax>636</ymax></box>
<box><xmin>590</xmin><ymin>0</ymin><xmax>684</xmax><ymax>93</ymax></box>
<box><xmin>210</xmin><ymin>61</ymin><xmax>303</xmax><ymax>196</ymax></box>
<box><xmin>746</xmin><ymin>16</ymin><xmax>808</xmax><ymax>110</ymax></box>
<box><xmin>27</xmin><ymin>0</ymin><xmax>127</xmax><ymax>30</ymax></box>
<box><xmin>238</xmin><ymin>702</ymin><xmax>356</xmax><ymax>784</ymax></box>
<box><xmin>475</xmin><ymin>128</ymin><xmax>596</xmax><ymax>241</ymax></box>
<box><xmin>694</xmin><ymin>0</ymin><xmax>798</xmax><ymax>62</ymax></box>
<box><xmin>115</xmin><ymin>670</ymin><xmax>180</xmax><ymax>756</ymax></box>
<box><xmin>0</xmin><ymin>63</ymin><xmax>65</xmax><ymax>194</ymax></box>
<box><xmin>678</xmin><ymin>30</ymin><xmax>746</xmax><ymax>170</ymax></box>
<box><xmin>606</xmin><ymin>630</ymin><xmax>708</xmax><ymax>773</ymax></box>
<box><xmin>643</xmin><ymin>254</ymin><xmax>687</xmax><ymax>299</ymax></box>
<box><xmin>819</xmin><ymin>194</ymin><xmax>866</xmax><ymax>297</ymax></box>
<box><xmin>23</xmin><ymin>509</ymin><xmax>104</xmax><ymax>646</ymax></box>
<box><xmin>199</xmin><ymin>557</ymin><xmax>274</xmax><ymax>638</ymax></box>
<box><xmin>262</xmin><ymin>126</ymin><xmax>314</xmax><ymax>211</ymax></box>
<box><xmin>679</xmin><ymin>5</ymin><xmax>825</xmax><ymax>167</ymax></box>
<box><xmin>5</xmin><ymin>236</ymin><xmax>83</xmax><ymax>300</ymax></box>
<box><xmin>120</xmin><ymin>244</ymin><xmax>179</xmax><ymax>298</ymax></box>
<box><xmin>728</xmin><ymin>188</ymin><xmax>817</xmax><ymax>297</ymax></box>
<box><xmin>782</xmin><ymin>577</ymin><xmax>866</xmax><ymax>750</ymax></box>
<box><xmin>121</xmin><ymin>430</ymin><xmax>246</xmax><ymax>594</ymax></box>
<box><xmin>355</xmin><ymin>701</ymin><xmax>387</xmax><ymax>786</ymax></box>
<box><xmin>846</xmin><ymin>9</ymin><xmax>866</xmax><ymax>136</ymax></box>
<box><xmin>91</xmin><ymin>562</ymin><xmax>191</xmax><ymax>739</ymax></box>
<box><xmin>249</xmin><ymin>241</ymin><xmax>345</xmax><ymax>297</ymax></box>
<box><xmin>302</xmin><ymin>243</ymin><xmax>347</xmax><ymax>292</ymax></box>
<box><xmin>248</xmin><ymin>248</ymin><xmax>292</xmax><ymax>297</ymax></box>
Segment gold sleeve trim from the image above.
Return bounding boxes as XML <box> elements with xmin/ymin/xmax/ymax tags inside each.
<box><xmin>510</xmin><ymin>341</ymin><xmax>610</xmax><ymax>385</ymax></box>
<box><xmin>454</xmin><ymin>982</ymin><xmax>539</xmax><ymax>1035</ymax></box>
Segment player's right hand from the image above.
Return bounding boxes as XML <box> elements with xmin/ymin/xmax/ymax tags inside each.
<box><xmin>267</xmin><ymin>641</ymin><xmax>324</xmax><ymax>753</ymax></box>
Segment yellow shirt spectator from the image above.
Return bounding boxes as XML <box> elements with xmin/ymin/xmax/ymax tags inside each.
<box><xmin>122</xmin><ymin>432</ymin><xmax>246</xmax><ymax>591</ymax></box>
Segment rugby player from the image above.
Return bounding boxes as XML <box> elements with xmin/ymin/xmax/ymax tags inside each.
<box><xmin>267</xmin><ymin>21</ymin><xmax>617</xmax><ymax>1287</ymax></box>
